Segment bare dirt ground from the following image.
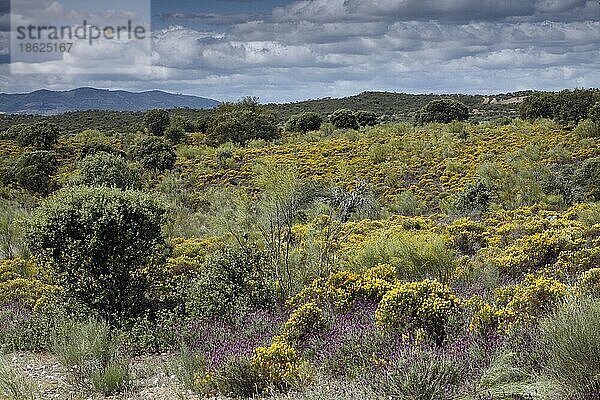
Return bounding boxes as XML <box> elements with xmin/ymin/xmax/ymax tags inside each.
<box><xmin>5</xmin><ymin>352</ymin><xmax>204</xmax><ymax>400</ymax></box>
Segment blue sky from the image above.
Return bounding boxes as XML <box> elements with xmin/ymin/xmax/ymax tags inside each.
<box><xmin>1</xmin><ymin>0</ymin><xmax>600</xmax><ymax>102</ymax></box>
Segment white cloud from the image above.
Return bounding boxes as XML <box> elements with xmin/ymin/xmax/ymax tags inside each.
<box><xmin>0</xmin><ymin>0</ymin><xmax>599</xmax><ymax>101</ymax></box>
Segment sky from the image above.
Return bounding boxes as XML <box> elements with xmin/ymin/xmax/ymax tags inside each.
<box><xmin>0</xmin><ymin>0</ymin><xmax>599</xmax><ymax>102</ymax></box>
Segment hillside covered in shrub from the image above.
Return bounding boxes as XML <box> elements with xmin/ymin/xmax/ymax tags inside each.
<box><xmin>0</xmin><ymin>94</ymin><xmax>599</xmax><ymax>399</ymax></box>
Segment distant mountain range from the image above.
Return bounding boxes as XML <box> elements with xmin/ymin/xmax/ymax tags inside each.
<box><xmin>0</xmin><ymin>88</ymin><xmax>220</xmax><ymax>115</ymax></box>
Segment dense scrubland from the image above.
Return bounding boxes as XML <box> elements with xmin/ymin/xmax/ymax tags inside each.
<box><xmin>0</xmin><ymin>90</ymin><xmax>599</xmax><ymax>399</ymax></box>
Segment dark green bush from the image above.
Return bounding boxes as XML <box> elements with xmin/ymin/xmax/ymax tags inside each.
<box><xmin>164</xmin><ymin>124</ymin><xmax>186</xmax><ymax>144</ymax></box>
<box><xmin>574</xmin><ymin>157</ymin><xmax>600</xmax><ymax>201</ymax></box>
<box><xmin>207</xmin><ymin>97</ymin><xmax>279</xmax><ymax>145</ymax></box>
<box><xmin>192</xmin><ymin>116</ymin><xmax>214</xmax><ymax>133</ymax></box>
<box><xmin>455</xmin><ymin>180</ymin><xmax>492</xmax><ymax>214</ymax></box>
<box><xmin>170</xmin><ymin>116</ymin><xmax>195</xmax><ymax>133</ymax></box>
<box><xmin>144</xmin><ymin>109</ymin><xmax>170</xmax><ymax>136</ymax></box>
<box><xmin>330</xmin><ymin>109</ymin><xmax>359</xmax><ymax>130</ymax></box>
<box><xmin>25</xmin><ymin>186</ymin><xmax>169</xmax><ymax>322</ymax></box>
<box><xmin>416</xmin><ymin>100</ymin><xmax>469</xmax><ymax>124</ymax></box>
<box><xmin>77</xmin><ymin>152</ymin><xmax>142</xmax><ymax>190</ymax></box>
<box><xmin>10</xmin><ymin>150</ymin><xmax>59</xmax><ymax>195</ymax></box>
<box><xmin>355</xmin><ymin>110</ymin><xmax>378</xmax><ymax>127</ymax></box>
<box><xmin>16</xmin><ymin>121</ymin><xmax>61</xmax><ymax>149</ymax></box>
<box><xmin>286</xmin><ymin>112</ymin><xmax>323</xmax><ymax>133</ymax></box>
<box><xmin>128</xmin><ymin>136</ymin><xmax>176</xmax><ymax>172</ymax></box>
<box><xmin>555</xmin><ymin>89</ymin><xmax>600</xmax><ymax>123</ymax></box>
<box><xmin>519</xmin><ymin>92</ymin><xmax>557</xmax><ymax>121</ymax></box>
<box><xmin>588</xmin><ymin>102</ymin><xmax>600</xmax><ymax>124</ymax></box>
<box><xmin>519</xmin><ymin>89</ymin><xmax>600</xmax><ymax>123</ymax></box>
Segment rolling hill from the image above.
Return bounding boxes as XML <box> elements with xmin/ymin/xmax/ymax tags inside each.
<box><xmin>0</xmin><ymin>88</ymin><xmax>220</xmax><ymax>115</ymax></box>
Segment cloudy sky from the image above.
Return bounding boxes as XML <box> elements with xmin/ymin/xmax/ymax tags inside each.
<box><xmin>0</xmin><ymin>0</ymin><xmax>599</xmax><ymax>102</ymax></box>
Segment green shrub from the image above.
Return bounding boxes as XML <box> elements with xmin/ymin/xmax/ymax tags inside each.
<box><xmin>128</xmin><ymin>135</ymin><xmax>176</xmax><ymax>172</ymax></box>
<box><xmin>577</xmin><ymin>203</ymin><xmax>600</xmax><ymax>226</ymax></box>
<box><xmin>372</xmin><ymin>350</ymin><xmax>460</xmax><ymax>400</ymax></box>
<box><xmin>589</xmin><ymin>101</ymin><xmax>600</xmax><ymax>123</ymax></box>
<box><xmin>77</xmin><ymin>152</ymin><xmax>142</xmax><ymax>190</ymax></box>
<box><xmin>118</xmin><ymin>312</ymin><xmax>181</xmax><ymax>354</ymax></box>
<box><xmin>214</xmin><ymin>142</ymin><xmax>236</xmax><ymax>168</ymax></box>
<box><xmin>575</xmin><ymin>157</ymin><xmax>600</xmax><ymax>201</ymax></box>
<box><xmin>539</xmin><ymin>297</ymin><xmax>600</xmax><ymax>396</ymax></box>
<box><xmin>16</xmin><ymin>121</ymin><xmax>60</xmax><ymax>149</ymax></box>
<box><xmin>391</xmin><ymin>190</ymin><xmax>424</xmax><ymax>216</ymax></box>
<box><xmin>368</xmin><ymin>143</ymin><xmax>390</xmax><ymax>164</ymax></box>
<box><xmin>10</xmin><ymin>150</ymin><xmax>59</xmax><ymax>195</ymax></box>
<box><xmin>1</xmin><ymin>124</ymin><xmax>28</xmax><ymax>140</ymax></box>
<box><xmin>519</xmin><ymin>89</ymin><xmax>600</xmax><ymax>123</ymax></box>
<box><xmin>416</xmin><ymin>100</ymin><xmax>469</xmax><ymax>124</ymax></box>
<box><xmin>375</xmin><ymin>280</ymin><xmax>461</xmax><ymax>343</ymax></box>
<box><xmin>25</xmin><ymin>185</ymin><xmax>169</xmax><ymax>322</ymax></box>
<box><xmin>185</xmin><ymin>247</ymin><xmax>275</xmax><ymax>322</ymax></box>
<box><xmin>164</xmin><ymin>123</ymin><xmax>186</xmax><ymax>144</ymax></box>
<box><xmin>330</xmin><ymin>109</ymin><xmax>359</xmax><ymax>130</ymax></box>
<box><xmin>519</xmin><ymin>92</ymin><xmax>557</xmax><ymax>121</ymax></box>
<box><xmin>144</xmin><ymin>109</ymin><xmax>170</xmax><ymax>136</ymax></box>
<box><xmin>573</xmin><ymin>118</ymin><xmax>600</xmax><ymax>138</ymax></box>
<box><xmin>91</xmin><ymin>361</ymin><xmax>130</xmax><ymax>396</ymax></box>
<box><xmin>191</xmin><ymin>116</ymin><xmax>214</xmax><ymax>133</ymax></box>
<box><xmin>355</xmin><ymin>110</ymin><xmax>378</xmax><ymax>127</ymax></box>
<box><xmin>207</xmin><ymin>97</ymin><xmax>279</xmax><ymax>145</ymax></box>
<box><xmin>352</xmin><ymin>232</ymin><xmax>455</xmax><ymax>283</ymax></box>
<box><xmin>286</xmin><ymin>112</ymin><xmax>323</xmax><ymax>133</ymax></box>
<box><xmin>472</xmin><ymin>351</ymin><xmax>565</xmax><ymax>399</ymax></box>
<box><xmin>455</xmin><ymin>180</ymin><xmax>492</xmax><ymax>214</ymax></box>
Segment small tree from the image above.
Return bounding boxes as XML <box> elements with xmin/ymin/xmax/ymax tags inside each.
<box><xmin>128</xmin><ymin>136</ymin><xmax>176</xmax><ymax>172</ymax></box>
<box><xmin>417</xmin><ymin>100</ymin><xmax>469</xmax><ymax>124</ymax></box>
<box><xmin>207</xmin><ymin>97</ymin><xmax>279</xmax><ymax>145</ymax></box>
<box><xmin>575</xmin><ymin>157</ymin><xmax>600</xmax><ymax>201</ymax></box>
<box><xmin>164</xmin><ymin>123</ymin><xmax>186</xmax><ymax>144</ymax></box>
<box><xmin>16</xmin><ymin>121</ymin><xmax>61</xmax><ymax>149</ymax></box>
<box><xmin>192</xmin><ymin>116</ymin><xmax>214</xmax><ymax>133</ymax></box>
<box><xmin>589</xmin><ymin>102</ymin><xmax>600</xmax><ymax>124</ymax></box>
<box><xmin>330</xmin><ymin>109</ymin><xmax>359</xmax><ymax>130</ymax></box>
<box><xmin>11</xmin><ymin>150</ymin><xmax>59</xmax><ymax>194</ymax></box>
<box><xmin>144</xmin><ymin>109</ymin><xmax>171</xmax><ymax>136</ymax></box>
<box><xmin>519</xmin><ymin>92</ymin><xmax>557</xmax><ymax>120</ymax></box>
<box><xmin>25</xmin><ymin>185</ymin><xmax>169</xmax><ymax>322</ymax></box>
<box><xmin>355</xmin><ymin>110</ymin><xmax>378</xmax><ymax>127</ymax></box>
<box><xmin>77</xmin><ymin>152</ymin><xmax>142</xmax><ymax>190</ymax></box>
<box><xmin>286</xmin><ymin>112</ymin><xmax>323</xmax><ymax>133</ymax></box>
